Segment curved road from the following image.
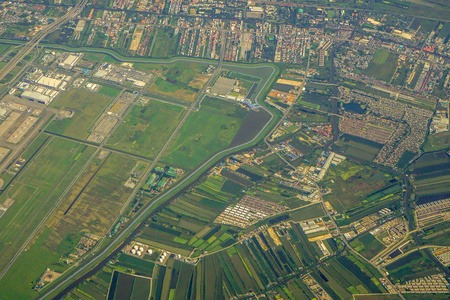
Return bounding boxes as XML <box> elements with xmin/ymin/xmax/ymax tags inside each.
<box><xmin>37</xmin><ymin>64</ymin><xmax>278</xmax><ymax>299</ymax></box>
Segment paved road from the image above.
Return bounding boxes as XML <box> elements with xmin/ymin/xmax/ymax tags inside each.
<box><xmin>317</xmin><ymin>190</ymin><xmax>406</xmax><ymax>300</ymax></box>
<box><xmin>0</xmin><ymin>0</ymin><xmax>88</xmax><ymax>83</ymax></box>
<box><xmin>264</xmin><ymin>49</ymin><xmax>311</xmax><ymax>170</ymax></box>
<box><xmin>38</xmin><ymin>52</ymin><xmax>278</xmax><ymax>300</ymax></box>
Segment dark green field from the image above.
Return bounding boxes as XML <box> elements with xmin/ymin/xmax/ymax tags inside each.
<box><xmin>385</xmin><ymin>251</ymin><xmax>437</xmax><ymax>284</ymax></box>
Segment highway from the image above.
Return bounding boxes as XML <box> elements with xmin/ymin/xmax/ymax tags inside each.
<box><xmin>0</xmin><ymin>0</ymin><xmax>88</xmax><ymax>83</ymax></box>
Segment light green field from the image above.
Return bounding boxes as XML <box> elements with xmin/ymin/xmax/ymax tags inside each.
<box><xmin>371</xmin><ymin>49</ymin><xmax>390</xmax><ymax>64</ymax></box>
<box><xmin>0</xmin><ymin>137</ymin><xmax>95</xmax><ymax>299</ymax></box>
<box><xmin>107</xmin><ymin>100</ymin><xmax>185</xmax><ymax>159</ymax></box>
<box><xmin>162</xmin><ymin>110</ymin><xmax>242</xmax><ymax>169</ymax></box>
<box><xmin>98</xmin><ymin>85</ymin><xmax>121</xmax><ymax>98</ymax></box>
<box><xmin>46</xmin><ymin>88</ymin><xmax>112</xmax><ymax>139</ymax></box>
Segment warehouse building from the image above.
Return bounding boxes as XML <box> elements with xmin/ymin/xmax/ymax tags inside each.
<box><xmin>20</xmin><ymin>91</ymin><xmax>52</xmax><ymax>105</ymax></box>
<box><xmin>58</xmin><ymin>54</ymin><xmax>82</xmax><ymax>69</ymax></box>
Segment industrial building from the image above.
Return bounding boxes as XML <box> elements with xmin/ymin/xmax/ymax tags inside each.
<box><xmin>58</xmin><ymin>53</ymin><xmax>83</xmax><ymax>69</ymax></box>
<box><xmin>20</xmin><ymin>91</ymin><xmax>52</xmax><ymax>105</ymax></box>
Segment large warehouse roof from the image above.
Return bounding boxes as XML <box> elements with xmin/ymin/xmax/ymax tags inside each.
<box><xmin>21</xmin><ymin>91</ymin><xmax>51</xmax><ymax>105</ymax></box>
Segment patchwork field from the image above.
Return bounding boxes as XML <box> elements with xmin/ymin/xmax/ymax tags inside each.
<box><xmin>47</xmin><ymin>88</ymin><xmax>113</xmax><ymax>140</ymax></box>
<box><xmin>107</xmin><ymin>271</ymin><xmax>152</xmax><ymax>300</ymax></box>
<box><xmin>322</xmin><ymin>160</ymin><xmax>399</xmax><ymax>217</ymax></box>
<box><xmin>107</xmin><ymin>100</ymin><xmax>185</xmax><ymax>159</ymax></box>
<box><xmin>350</xmin><ymin>232</ymin><xmax>386</xmax><ymax>260</ymax></box>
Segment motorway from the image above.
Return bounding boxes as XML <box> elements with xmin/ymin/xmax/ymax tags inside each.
<box><xmin>0</xmin><ymin>0</ymin><xmax>88</xmax><ymax>83</ymax></box>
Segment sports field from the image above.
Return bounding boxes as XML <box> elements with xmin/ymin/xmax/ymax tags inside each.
<box><xmin>107</xmin><ymin>100</ymin><xmax>185</xmax><ymax>159</ymax></box>
<box><xmin>162</xmin><ymin>110</ymin><xmax>243</xmax><ymax>169</ymax></box>
<box><xmin>47</xmin><ymin>88</ymin><xmax>112</xmax><ymax>140</ymax></box>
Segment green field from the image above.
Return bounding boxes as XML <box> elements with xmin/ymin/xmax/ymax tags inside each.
<box><xmin>148</xmin><ymin>62</ymin><xmax>209</xmax><ymax>102</ymax></box>
<box><xmin>201</xmin><ymin>97</ymin><xmax>248</xmax><ymax>119</ymax></box>
<box><xmin>350</xmin><ymin>232</ymin><xmax>386</xmax><ymax>260</ymax></box>
<box><xmin>423</xmin><ymin>131</ymin><xmax>450</xmax><ymax>152</ymax></box>
<box><xmin>0</xmin><ymin>137</ymin><xmax>95</xmax><ymax>299</ymax></box>
<box><xmin>98</xmin><ymin>85</ymin><xmax>121</xmax><ymax>98</ymax></box>
<box><xmin>162</xmin><ymin>110</ymin><xmax>242</xmax><ymax>169</ymax></box>
<box><xmin>370</xmin><ymin>0</ymin><xmax>450</xmax><ymax>20</ymax></box>
<box><xmin>149</xmin><ymin>27</ymin><xmax>179</xmax><ymax>58</ymax></box>
<box><xmin>363</xmin><ymin>49</ymin><xmax>399</xmax><ymax>82</ymax></box>
<box><xmin>46</xmin><ymin>88</ymin><xmax>112</xmax><ymax>140</ymax></box>
<box><xmin>107</xmin><ymin>100</ymin><xmax>185</xmax><ymax>159</ymax></box>
<box><xmin>0</xmin><ymin>151</ymin><xmax>140</xmax><ymax>298</ymax></box>
<box><xmin>336</xmin><ymin>135</ymin><xmax>383</xmax><ymax>162</ymax></box>
<box><xmin>385</xmin><ymin>250</ymin><xmax>437</xmax><ymax>284</ymax></box>
<box><xmin>43</xmin><ymin>152</ymin><xmax>138</xmax><ymax>250</ymax></box>
<box><xmin>322</xmin><ymin>160</ymin><xmax>397</xmax><ymax>215</ymax></box>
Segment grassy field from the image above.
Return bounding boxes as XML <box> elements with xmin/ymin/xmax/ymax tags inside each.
<box><xmin>201</xmin><ymin>96</ymin><xmax>248</xmax><ymax>119</ymax></box>
<box><xmin>46</xmin><ymin>88</ymin><xmax>112</xmax><ymax>140</ymax></box>
<box><xmin>322</xmin><ymin>160</ymin><xmax>397</xmax><ymax>214</ymax></box>
<box><xmin>370</xmin><ymin>0</ymin><xmax>450</xmax><ymax>20</ymax></box>
<box><xmin>107</xmin><ymin>100</ymin><xmax>185</xmax><ymax>159</ymax></box>
<box><xmin>42</xmin><ymin>152</ymin><xmax>138</xmax><ymax>251</ymax></box>
<box><xmin>149</xmin><ymin>27</ymin><xmax>179</xmax><ymax>58</ymax></box>
<box><xmin>98</xmin><ymin>85</ymin><xmax>121</xmax><ymax>98</ymax></box>
<box><xmin>148</xmin><ymin>62</ymin><xmax>209</xmax><ymax>102</ymax></box>
<box><xmin>162</xmin><ymin>110</ymin><xmax>242</xmax><ymax>169</ymax></box>
<box><xmin>423</xmin><ymin>131</ymin><xmax>450</xmax><ymax>152</ymax></box>
<box><xmin>363</xmin><ymin>49</ymin><xmax>399</xmax><ymax>82</ymax></box>
<box><xmin>0</xmin><ymin>137</ymin><xmax>95</xmax><ymax>299</ymax></box>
